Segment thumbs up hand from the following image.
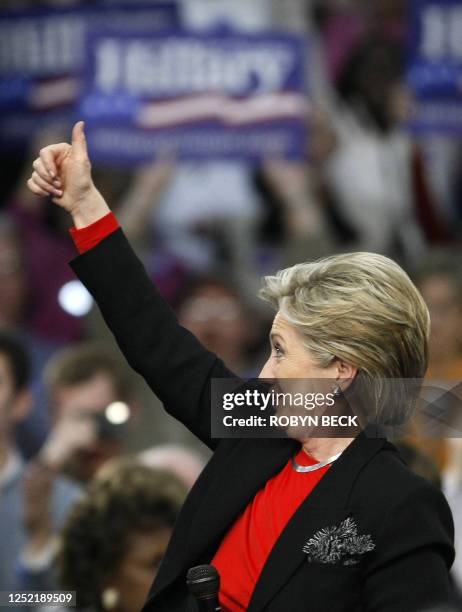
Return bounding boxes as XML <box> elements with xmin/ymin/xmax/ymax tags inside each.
<box><xmin>27</xmin><ymin>121</ymin><xmax>110</xmax><ymax>228</ymax></box>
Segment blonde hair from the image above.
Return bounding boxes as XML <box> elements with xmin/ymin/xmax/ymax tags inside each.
<box><xmin>260</xmin><ymin>252</ymin><xmax>430</xmax><ymax>426</ymax></box>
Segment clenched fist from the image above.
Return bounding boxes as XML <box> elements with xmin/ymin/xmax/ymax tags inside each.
<box><xmin>27</xmin><ymin>121</ymin><xmax>110</xmax><ymax>228</ymax></box>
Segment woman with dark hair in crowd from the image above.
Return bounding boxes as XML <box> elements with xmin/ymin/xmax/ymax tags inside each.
<box><xmin>58</xmin><ymin>460</ymin><xmax>186</xmax><ymax>612</ymax></box>
<box><xmin>323</xmin><ymin>37</ymin><xmax>449</xmax><ymax>261</ymax></box>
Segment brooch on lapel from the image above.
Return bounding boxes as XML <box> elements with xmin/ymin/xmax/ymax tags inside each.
<box><xmin>302</xmin><ymin>517</ymin><xmax>375</xmax><ymax>566</ymax></box>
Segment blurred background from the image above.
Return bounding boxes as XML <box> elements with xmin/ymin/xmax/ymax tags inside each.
<box><xmin>0</xmin><ymin>0</ymin><xmax>462</xmax><ymax>610</ymax></box>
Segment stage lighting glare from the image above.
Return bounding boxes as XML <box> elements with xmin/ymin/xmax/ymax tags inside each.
<box><xmin>58</xmin><ymin>280</ymin><xmax>93</xmax><ymax>316</ymax></box>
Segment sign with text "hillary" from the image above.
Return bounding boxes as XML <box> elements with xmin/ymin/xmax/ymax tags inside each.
<box><xmin>80</xmin><ymin>30</ymin><xmax>308</xmax><ymax>163</ymax></box>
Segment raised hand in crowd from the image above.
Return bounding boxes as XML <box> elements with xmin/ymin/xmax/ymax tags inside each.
<box><xmin>262</xmin><ymin>159</ymin><xmax>324</xmax><ymax>238</ymax></box>
<box><xmin>117</xmin><ymin>159</ymin><xmax>174</xmax><ymax>243</ymax></box>
<box><xmin>20</xmin><ymin>415</ymin><xmax>97</xmax><ymax>565</ymax></box>
<box><xmin>38</xmin><ymin>413</ymin><xmax>98</xmax><ymax>471</ymax></box>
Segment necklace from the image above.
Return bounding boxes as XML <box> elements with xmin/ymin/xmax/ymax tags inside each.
<box><xmin>291</xmin><ymin>451</ymin><xmax>342</xmax><ymax>473</ymax></box>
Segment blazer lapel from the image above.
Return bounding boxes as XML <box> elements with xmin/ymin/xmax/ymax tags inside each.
<box><xmin>247</xmin><ymin>431</ymin><xmax>388</xmax><ymax>612</ymax></box>
<box><xmin>150</xmin><ymin>435</ymin><xmax>299</xmax><ymax>599</ymax></box>
<box><xmin>185</xmin><ymin>436</ymin><xmax>299</xmax><ymax>566</ymax></box>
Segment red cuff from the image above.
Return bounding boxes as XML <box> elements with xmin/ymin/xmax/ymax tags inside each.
<box><xmin>69</xmin><ymin>212</ymin><xmax>120</xmax><ymax>254</ymax></box>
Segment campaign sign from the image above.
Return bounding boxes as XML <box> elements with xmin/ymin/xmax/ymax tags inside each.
<box><xmin>80</xmin><ymin>30</ymin><xmax>308</xmax><ymax>164</ymax></box>
<box><xmin>0</xmin><ymin>4</ymin><xmax>178</xmax><ymax>150</ymax></box>
<box><xmin>407</xmin><ymin>0</ymin><xmax>462</xmax><ymax>134</ymax></box>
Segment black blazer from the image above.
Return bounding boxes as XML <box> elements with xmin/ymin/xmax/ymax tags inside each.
<box><xmin>71</xmin><ymin>229</ymin><xmax>455</xmax><ymax>612</ymax></box>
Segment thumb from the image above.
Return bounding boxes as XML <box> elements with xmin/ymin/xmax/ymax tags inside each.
<box><xmin>71</xmin><ymin>120</ymin><xmax>88</xmax><ymax>159</ymax></box>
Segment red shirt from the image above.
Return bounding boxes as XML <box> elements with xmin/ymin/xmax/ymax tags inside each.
<box><xmin>70</xmin><ymin>214</ymin><xmax>331</xmax><ymax>610</ymax></box>
<box><xmin>211</xmin><ymin>447</ymin><xmax>330</xmax><ymax>610</ymax></box>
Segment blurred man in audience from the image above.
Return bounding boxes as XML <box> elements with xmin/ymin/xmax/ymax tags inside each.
<box><xmin>402</xmin><ymin>252</ymin><xmax>462</xmax><ymax>470</ymax></box>
<box><xmin>58</xmin><ymin>459</ymin><xmax>186</xmax><ymax>612</ymax></box>
<box><xmin>0</xmin><ymin>332</ymin><xmax>79</xmax><ymax>591</ymax></box>
<box><xmin>417</xmin><ymin>252</ymin><xmax>462</xmax><ymax>382</ymax></box>
<box><xmin>396</xmin><ymin>251</ymin><xmax>462</xmax><ymax>596</ymax></box>
<box><xmin>0</xmin><ymin>212</ymin><xmax>56</xmax><ymax>456</ymax></box>
<box><xmin>41</xmin><ymin>342</ymin><xmax>136</xmax><ymax>483</ymax></box>
<box><xmin>13</xmin><ymin>343</ymin><xmax>136</xmax><ymax>590</ymax></box>
<box><xmin>176</xmin><ymin>275</ymin><xmax>258</xmax><ymax>376</ymax></box>
<box><xmin>416</xmin><ymin>251</ymin><xmax>462</xmax><ymax>594</ymax></box>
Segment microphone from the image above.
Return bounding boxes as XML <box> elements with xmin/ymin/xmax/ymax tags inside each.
<box><xmin>186</xmin><ymin>564</ymin><xmax>222</xmax><ymax>611</ymax></box>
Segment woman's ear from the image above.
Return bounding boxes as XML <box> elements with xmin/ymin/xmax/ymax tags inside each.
<box><xmin>335</xmin><ymin>360</ymin><xmax>358</xmax><ymax>391</ymax></box>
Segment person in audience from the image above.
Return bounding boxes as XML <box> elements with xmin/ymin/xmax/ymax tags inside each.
<box><xmin>415</xmin><ymin>251</ymin><xmax>462</xmax><ymax>595</ymax></box>
<box><xmin>0</xmin><ymin>332</ymin><xmax>80</xmax><ymax>591</ymax></box>
<box><xmin>58</xmin><ymin>459</ymin><xmax>186</xmax><ymax>612</ymax></box>
<box><xmin>41</xmin><ymin>341</ymin><xmax>137</xmax><ymax>483</ymax></box>
<box><xmin>417</xmin><ymin>251</ymin><xmax>462</xmax><ymax>382</ymax></box>
<box><xmin>0</xmin><ymin>213</ymin><xmax>57</xmax><ymax>456</ymax></box>
<box><xmin>395</xmin><ymin>251</ymin><xmax>462</xmax><ymax>597</ymax></box>
<box><xmin>175</xmin><ymin>275</ymin><xmax>259</xmax><ymax>376</ymax></box>
<box><xmin>400</xmin><ymin>251</ymin><xmax>462</xmax><ymax>471</ymax></box>
<box><xmin>322</xmin><ymin>36</ymin><xmax>446</xmax><ymax>262</ymax></box>
<box><xmin>14</xmin><ymin>343</ymin><xmax>136</xmax><ymax>588</ymax></box>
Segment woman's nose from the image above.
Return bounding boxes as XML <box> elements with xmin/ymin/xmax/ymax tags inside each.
<box><xmin>258</xmin><ymin>359</ymin><xmax>273</xmax><ymax>379</ymax></box>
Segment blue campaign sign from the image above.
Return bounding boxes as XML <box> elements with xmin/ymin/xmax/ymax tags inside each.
<box><xmin>0</xmin><ymin>3</ymin><xmax>178</xmax><ymax>150</ymax></box>
<box><xmin>407</xmin><ymin>0</ymin><xmax>462</xmax><ymax>133</ymax></box>
<box><xmin>80</xmin><ymin>30</ymin><xmax>308</xmax><ymax>164</ymax></box>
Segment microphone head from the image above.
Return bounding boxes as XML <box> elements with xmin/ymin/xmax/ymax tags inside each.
<box><xmin>186</xmin><ymin>564</ymin><xmax>220</xmax><ymax>599</ymax></box>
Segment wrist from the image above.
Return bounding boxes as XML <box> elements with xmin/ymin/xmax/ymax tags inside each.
<box><xmin>70</xmin><ymin>186</ymin><xmax>111</xmax><ymax>229</ymax></box>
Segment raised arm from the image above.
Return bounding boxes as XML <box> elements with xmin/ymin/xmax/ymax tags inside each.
<box><xmin>27</xmin><ymin>122</ymin><xmax>238</xmax><ymax>449</ymax></box>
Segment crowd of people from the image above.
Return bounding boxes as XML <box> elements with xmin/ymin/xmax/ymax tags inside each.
<box><xmin>0</xmin><ymin>0</ymin><xmax>461</xmax><ymax>610</ymax></box>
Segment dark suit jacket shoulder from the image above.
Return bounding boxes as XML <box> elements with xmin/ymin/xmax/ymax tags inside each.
<box><xmin>71</xmin><ymin>229</ymin><xmax>455</xmax><ymax>612</ymax></box>
<box><xmin>347</xmin><ymin>448</ymin><xmax>454</xmax><ymax>609</ymax></box>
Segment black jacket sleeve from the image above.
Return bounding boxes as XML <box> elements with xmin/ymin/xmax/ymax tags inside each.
<box><xmin>70</xmin><ymin>229</ymin><xmax>239</xmax><ymax>450</ymax></box>
<box><xmin>362</xmin><ymin>478</ymin><xmax>455</xmax><ymax>611</ymax></box>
